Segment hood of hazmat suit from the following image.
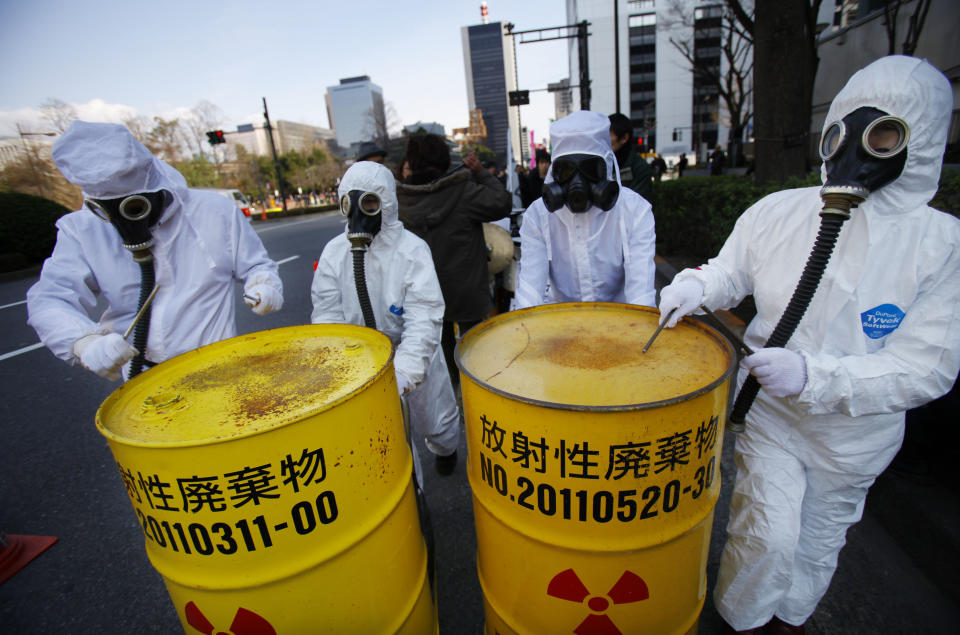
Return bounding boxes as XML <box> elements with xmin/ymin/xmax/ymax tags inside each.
<box><xmin>669</xmin><ymin>56</ymin><xmax>960</xmax><ymax>630</ymax></box>
<box><xmin>820</xmin><ymin>55</ymin><xmax>950</xmax><ymax>217</ymax></box>
<box><xmin>28</xmin><ymin>121</ymin><xmax>282</xmax><ymax>373</ymax></box>
<box><xmin>312</xmin><ymin>161</ymin><xmax>459</xmax><ymax>455</ymax></box>
<box><xmin>52</xmin><ymin>120</ymin><xmax>188</xmax><ymax>203</ymax></box>
<box><xmin>516</xmin><ymin>110</ymin><xmax>657</xmax><ymax>308</ymax></box>
<box><xmin>337</xmin><ymin>160</ymin><xmax>403</xmax><ymax>246</ymax></box>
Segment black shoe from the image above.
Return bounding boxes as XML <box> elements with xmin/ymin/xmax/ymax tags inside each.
<box><xmin>435</xmin><ymin>451</ymin><xmax>457</xmax><ymax>476</ymax></box>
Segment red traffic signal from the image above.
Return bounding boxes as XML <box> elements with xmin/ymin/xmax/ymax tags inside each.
<box><xmin>206</xmin><ymin>130</ymin><xmax>226</xmax><ymax>145</ymax></box>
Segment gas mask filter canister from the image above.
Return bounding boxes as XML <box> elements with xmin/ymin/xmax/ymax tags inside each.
<box><xmin>542</xmin><ymin>153</ymin><xmax>620</xmax><ymax>213</ymax></box>
<box><xmin>341</xmin><ymin>189</ymin><xmax>383</xmax><ymax>250</ymax></box>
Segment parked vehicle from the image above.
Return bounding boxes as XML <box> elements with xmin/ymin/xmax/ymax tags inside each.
<box><xmin>195</xmin><ymin>188</ymin><xmax>254</xmax><ymax>219</ymax></box>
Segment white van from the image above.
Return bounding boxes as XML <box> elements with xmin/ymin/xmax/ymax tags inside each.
<box><xmin>196</xmin><ymin>188</ymin><xmax>254</xmax><ymax>220</ymax></box>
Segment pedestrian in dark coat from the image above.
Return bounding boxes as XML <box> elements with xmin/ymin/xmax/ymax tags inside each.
<box><xmin>397</xmin><ymin>134</ymin><xmax>512</xmax><ymax>384</ymax></box>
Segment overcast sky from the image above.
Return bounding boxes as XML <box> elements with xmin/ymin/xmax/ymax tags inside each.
<box><xmin>0</xmin><ymin>0</ymin><xmax>570</xmax><ymax>150</ymax></box>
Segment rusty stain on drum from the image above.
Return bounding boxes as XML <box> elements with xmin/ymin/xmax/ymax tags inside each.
<box><xmin>526</xmin><ymin>331</ymin><xmax>632</xmax><ymax>371</ymax></box>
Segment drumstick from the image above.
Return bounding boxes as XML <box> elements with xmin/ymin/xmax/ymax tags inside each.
<box><xmin>124</xmin><ymin>285</ymin><xmax>160</xmax><ymax>340</ymax></box>
<box><xmin>642</xmin><ymin>308</ymin><xmax>676</xmax><ymax>353</ymax></box>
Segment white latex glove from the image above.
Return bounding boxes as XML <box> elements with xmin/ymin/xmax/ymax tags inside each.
<box><xmin>741</xmin><ymin>347</ymin><xmax>807</xmax><ymax>398</ymax></box>
<box><xmin>73</xmin><ymin>333</ymin><xmax>138</xmax><ymax>381</ymax></box>
<box><xmin>657</xmin><ymin>278</ymin><xmax>704</xmax><ymax>327</ymax></box>
<box><xmin>396</xmin><ymin>372</ymin><xmax>414</xmax><ymax>395</ymax></box>
<box><xmin>244</xmin><ymin>284</ymin><xmax>283</xmax><ymax>315</ymax></box>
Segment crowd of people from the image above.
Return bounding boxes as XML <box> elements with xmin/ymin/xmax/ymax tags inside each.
<box><xmin>26</xmin><ymin>55</ymin><xmax>960</xmax><ymax>635</ymax></box>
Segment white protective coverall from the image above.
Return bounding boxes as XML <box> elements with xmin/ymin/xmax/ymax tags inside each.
<box><xmin>515</xmin><ymin>110</ymin><xmax>656</xmax><ymax>309</ymax></box>
<box><xmin>667</xmin><ymin>57</ymin><xmax>960</xmax><ymax>628</ymax></box>
<box><xmin>27</xmin><ymin>121</ymin><xmax>283</xmax><ymax>376</ymax></box>
<box><xmin>311</xmin><ymin>161</ymin><xmax>460</xmax><ymax>458</ymax></box>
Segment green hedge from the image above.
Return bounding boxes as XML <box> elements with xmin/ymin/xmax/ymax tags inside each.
<box><xmin>652</xmin><ymin>170</ymin><xmax>959</xmax><ymax>261</ymax></box>
<box><xmin>0</xmin><ymin>192</ymin><xmax>70</xmax><ymax>271</ymax></box>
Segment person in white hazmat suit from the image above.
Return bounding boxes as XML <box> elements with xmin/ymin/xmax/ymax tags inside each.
<box><xmin>28</xmin><ymin>121</ymin><xmax>283</xmax><ymax>382</ymax></box>
<box><xmin>657</xmin><ymin>56</ymin><xmax>960</xmax><ymax>634</ymax></box>
<box><xmin>515</xmin><ymin>110</ymin><xmax>656</xmax><ymax>309</ymax></box>
<box><xmin>311</xmin><ymin>161</ymin><xmax>460</xmax><ymax>475</ymax></box>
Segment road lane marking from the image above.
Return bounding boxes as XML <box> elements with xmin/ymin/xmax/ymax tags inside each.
<box><xmin>0</xmin><ymin>342</ymin><xmax>44</xmax><ymax>361</ymax></box>
<box><xmin>254</xmin><ymin>215</ymin><xmax>333</xmax><ymax>234</ymax></box>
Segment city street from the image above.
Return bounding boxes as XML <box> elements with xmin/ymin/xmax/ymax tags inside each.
<box><xmin>1</xmin><ymin>211</ymin><xmax>958</xmax><ymax>634</ymax></box>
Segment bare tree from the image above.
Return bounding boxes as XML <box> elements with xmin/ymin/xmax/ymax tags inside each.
<box><xmin>124</xmin><ymin>115</ymin><xmax>153</xmax><ymax>146</ymax></box>
<box><xmin>664</xmin><ymin>1</ymin><xmax>754</xmax><ymax>167</ymax></box>
<box><xmin>39</xmin><ymin>98</ymin><xmax>77</xmax><ymax>133</ymax></box>
<box><xmin>184</xmin><ymin>100</ymin><xmax>227</xmax><ymax>159</ymax></box>
<box><xmin>883</xmin><ymin>0</ymin><xmax>933</xmax><ymax>56</ymax></box>
<box><xmin>145</xmin><ymin>117</ymin><xmax>187</xmax><ymax>162</ymax></box>
<box><xmin>0</xmin><ymin>141</ymin><xmax>81</xmax><ymax>208</ymax></box>
<box><xmin>361</xmin><ymin>100</ymin><xmax>401</xmax><ymax>152</ymax></box>
<box><xmin>727</xmin><ymin>0</ymin><xmax>823</xmax><ymax>183</ymax></box>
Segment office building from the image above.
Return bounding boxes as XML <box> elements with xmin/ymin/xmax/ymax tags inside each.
<box><xmin>565</xmin><ymin>0</ymin><xmax>735</xmax><ymax>161</ymax></box>
<box><xmin>228</xmin><ymin>121</ymin><xmax>335</xmax><ymax>158</ymax></box>
<box><xmin>461</xmin><ymin>21</ymin><xmax>521</xmax><ymax>166</ymax></box>
<box><xmin>548</xmin><ymin>78</ymin><xmax>574</xmax><ymax>121</ymax></box>
<box><xmin>325</xmin><ymin>76</ymin><xmax>387</xmax><ymax>153</ymax></box>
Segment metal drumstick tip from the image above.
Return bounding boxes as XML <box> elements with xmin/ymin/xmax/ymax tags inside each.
<box><xmin>123</xmin><ymin>285</ymin><xmax>160</xmax><ymax>340</ymax></box>
<box><xmin>243</xmin><ymin>293</ymin><xmax>260</xmax><ymax>306</ymax></box>
<box><xmin>643</xmin><ymin>308</ymin><xmax>676</xmax><ymax>353</ymax></box>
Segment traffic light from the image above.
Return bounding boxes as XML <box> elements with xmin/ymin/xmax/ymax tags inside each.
<box><xmin>206</xmin><ymin>130</ymin><xmax>225</xmax><ymax>145</ymax></box>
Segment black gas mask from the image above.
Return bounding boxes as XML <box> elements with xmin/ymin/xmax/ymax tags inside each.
<box><xmin>340</xmin><ymin>189</ymin><xmax>383</xmax><ymax>250</ymax></box>
<box><xmin>820</xmin><ymin>106</ymin><xmax>910</xmax><ymax>211</ymax></box>
<box><xmin>86</xmin><ymin>190</ymin><xmax>168</xmax><ymax>262</ymax></box>
<box><xmin>541</xmin><ymin>153</ymin><xmax>620</xmax><ymax>213</ymax></box>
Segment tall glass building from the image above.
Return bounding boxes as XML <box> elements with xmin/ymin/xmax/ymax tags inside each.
<box><xmin>325</xmin><ymin>75</ymin><xmax>386</xmax><ymax>153</ymax></box>
<box><xmin>461</xmin><ymin>21</ymin><xmax>520</xmax><ymax>167</ymax></box>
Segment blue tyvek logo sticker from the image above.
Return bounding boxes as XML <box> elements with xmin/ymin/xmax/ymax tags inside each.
<box><xmin>389</xmin><ymin>304</ymin><xmax>403</xmax><ymax>316</ymax></box>
<box><xmin>861</xmin><ymin>304</ymin><xmax>904</xmax><ymax>339</ymax></box>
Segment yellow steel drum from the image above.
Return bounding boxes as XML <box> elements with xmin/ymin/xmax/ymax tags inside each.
<box><xmin>456</xmin><ymin>303</ymin><xmax>734</xmax><ymax>635</ymax></box>
<box><xmin>96</xmin><ymin>325</ymin><xmax>436</xmax><ymax>635</ymax></box>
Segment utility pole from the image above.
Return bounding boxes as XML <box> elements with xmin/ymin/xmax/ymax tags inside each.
<box><xmin>614</xmin><ymin>0</ymin><xmax>621</xmax><ymax>113</ymax></box>
<box><xmin>262</xmin><ymin>97</ymin><xmax>287</xmax><ymax>214</ymax></box>
<box><xmin>504</xmin><ymin>22</ymin><xmax>525</xmax><ymax>168</ymax></box>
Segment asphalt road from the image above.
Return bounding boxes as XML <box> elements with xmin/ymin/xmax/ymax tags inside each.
<box><xmin>2</xmin><ymin>210</ymin><xmax>958</xmax><ymax>634</ymax></box>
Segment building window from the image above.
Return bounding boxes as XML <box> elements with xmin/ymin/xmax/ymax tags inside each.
<box><xmin>694</xmin><ymin>5</ymin><xmax>723</xmax><ymax>20</ymax></box>
<box><xmin>628</xmin><ymin>13</ymin><xmax>657</xmax><ymax>28</ymax></box>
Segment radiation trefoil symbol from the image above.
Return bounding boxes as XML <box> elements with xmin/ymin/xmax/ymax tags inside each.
<box><xmin>185</xmin><ymin>601</ymin><xmax>277</xmax><ymax>635</ymax></box>
<box><xmin>547</xmin><ymin>568</ymin><xmax>650</xmax><ymax>635</ymax></box>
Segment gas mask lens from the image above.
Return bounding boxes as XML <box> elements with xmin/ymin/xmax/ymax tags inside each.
<box><xmin>85</xmin><ymin>199</ymin><xmax>111</xmax><ymax>221</ymax></box>
<box><xmin>863</xmin><ymin>116</ymin><xmax>909</xmax><ymax>158</ymax></box>
<box><xmin>118</xmin><ymin>195</ymin><xmax>153</xmax><ymax>221</ymax></box>
<box><xmin>340</xmin><ymin>194</ymin><xmax>350</xmax><ymax>216</ymax></box>
<box><xmin>819</xmin><ymin>121</ymin><xmax>846</xmax><ymax>161</ymax></box>
<box><xmin>551</xmin><ymin>155</ymin><xmax>606</xmax><ymax>184</ymax></box>
<box><xmin>358</xmin><ymin>192</ymin><xmax>382</xmax><ymax>216</ymax></box>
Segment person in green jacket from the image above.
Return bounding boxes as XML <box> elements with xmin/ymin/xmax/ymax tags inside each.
<box><xmin>609</xmin><ymin>113</ymin><xmax>654</xmax><ymax>202</ymax></box>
